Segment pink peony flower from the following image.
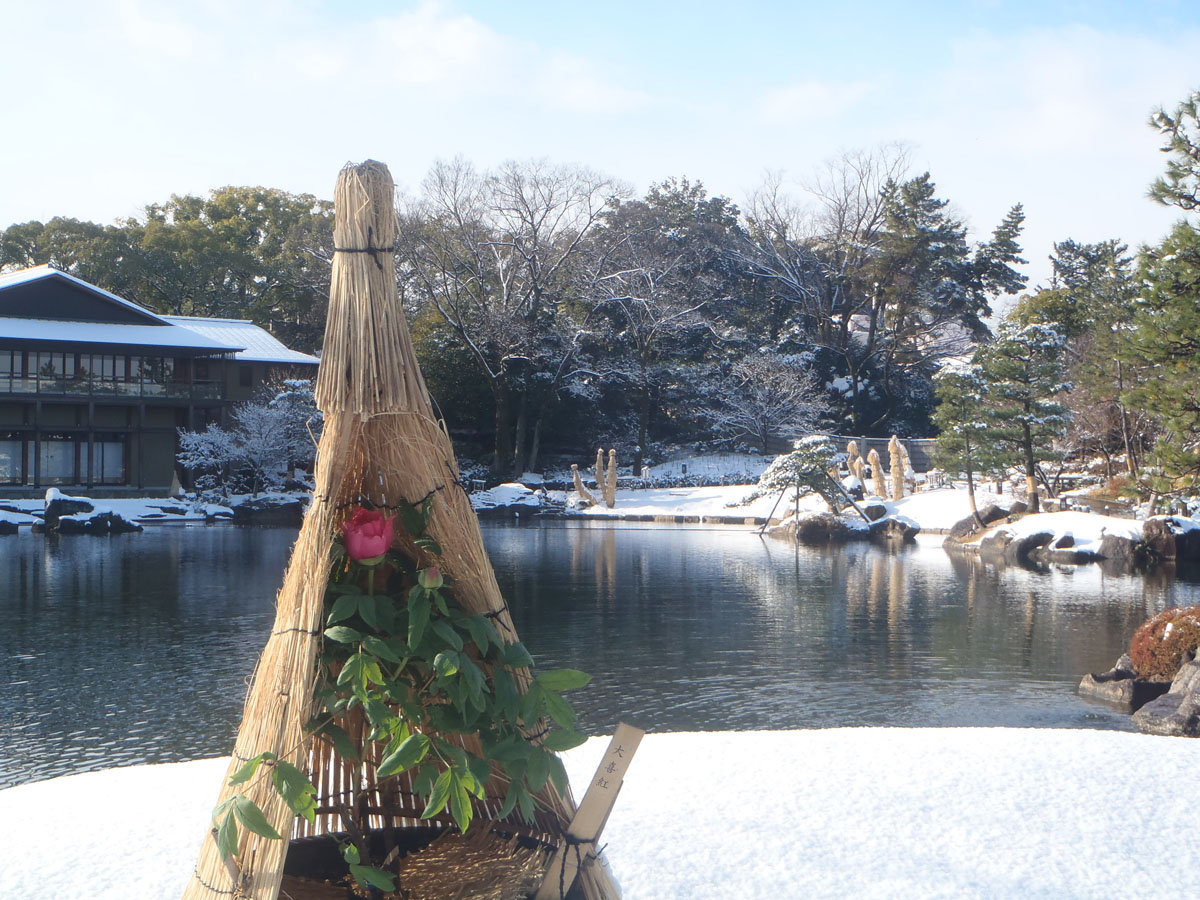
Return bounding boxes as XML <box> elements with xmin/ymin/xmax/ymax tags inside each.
<box><xmin>341</xmin><ymin>507</ymin><xmax>395</xmax><ymax>563</ymax></box>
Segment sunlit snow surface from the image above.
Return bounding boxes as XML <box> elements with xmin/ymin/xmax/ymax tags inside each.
<box><xmin>2</xmin><ymin>730</ymin><xmax>1196</xmax><ymax>900</ymax></box>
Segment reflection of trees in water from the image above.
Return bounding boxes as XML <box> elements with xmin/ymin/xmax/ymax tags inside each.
<box><xmin>490</xmin><ymin>524</ymin><xmax>1200</xmax><ymax>731</ymax></box>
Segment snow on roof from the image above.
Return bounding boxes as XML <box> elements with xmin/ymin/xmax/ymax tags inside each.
<box><xmin>161</xmin><ymin>316</ymin><xmax>319</xmax><ymax>365</ymax></box>
<box><xmin>0</xmin><ymin>265</ymin><xmax>163</xmax><ymax>324</ymax></box>
<box><xmin>0</xmin><ymin>266</ymin><xmax>316</xmax><ymax>361</ymax></box>
<box><xmin>0</xmin><ymin>316</ymin><xmax>237</xmax><ymax>354</ymax></box>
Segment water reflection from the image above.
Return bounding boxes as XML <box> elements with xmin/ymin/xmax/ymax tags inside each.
<box><xmin>486</xmin><ymin>523</ymin><xmax>1197</xmax><ymax>735</ymax></box>
<box><xmin>3</xmin><ymin>522</ymin><xmax>1199</xmax><ymax>790</ymax></box>
<box><xmin>0</xmin><ymin>528</ymin><xmax>295</xmax><ymax>789</ymax></box>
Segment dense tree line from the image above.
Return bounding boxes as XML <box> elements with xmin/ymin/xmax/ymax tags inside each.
<box><xmin>934</xmin><ymin>88</ymin><xmax>1200</xmax><ymax>510</ymax></box>
<box><xmin>20</xmin><ymin>83</ymin><xmax>1200</xmax><ymax>503</ymax></box>
<box><xmin>2</xmin><ymin>152</ymin><xmax>1028</xmax><ymax>479</ymax></box>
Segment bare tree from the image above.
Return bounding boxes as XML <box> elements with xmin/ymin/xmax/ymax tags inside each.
<box><xmin>397</xmin><ymin>157</ymin><xmax>625</xmax><ymax>477</ymax></box>
<box><xmin>708</xmin><ymin>353</ymin><xmax>827</xmax><ymax>453</ymax></box>
<box><xmin>736</xmin><ymin>145</ymin><xmax>910</xmax><ymax>428</ymax></box>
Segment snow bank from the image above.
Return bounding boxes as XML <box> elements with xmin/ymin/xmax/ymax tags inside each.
<box><xmin>2</xmin><ymin>729</ymin><xmax>1195</xmax><ymax>900</ymax></box>
<box><xmin>888</xmin><ymin>486</ymin><xmax>1004</xmax><ymax>531</ymax></box>
<box><xmin>987</xmin><ymin>510</ymin><xmax>1143</xmax><ymax>555</ymax></box>
<box><xmin>574</xmin><ymin>483</ymin><xmax>823</xmax><ymax>520</ymax></box>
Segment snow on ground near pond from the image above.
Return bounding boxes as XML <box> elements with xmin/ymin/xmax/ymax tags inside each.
<box><xmin>569</xmin><ymin>483</ymin><xmax>1005</xmax><ymax>531</ymax></box>
<box><xmin>1</xmin><ymin>729</ymin><xmax>1194</xmax><ymax>900</ymax></box>
<box><xmin>980</xmin><ymin>510</ymin><xmax>1144</xmax><ymax>552</ymax></box>
<box><xmin>575</xmin><ymin>483</ymin><xmax>801</xmax><ymax>519</ymax></box>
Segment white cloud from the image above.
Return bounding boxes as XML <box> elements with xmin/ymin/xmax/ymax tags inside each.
<box><xmin>537</xmin><ymin>52</ymin><xmax>652</xmax><ymax>114</ymax></box>
<box><xmin>756</xmin><ymin>80</ymin><xmax>877</xmax><ymax>123</ymax></box>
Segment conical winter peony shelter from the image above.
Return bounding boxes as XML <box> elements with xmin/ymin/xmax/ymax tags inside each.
<box><xmin>181</xmin><ymin>161</ymin><xmax>620</xmax><ymax>900</ymax></box>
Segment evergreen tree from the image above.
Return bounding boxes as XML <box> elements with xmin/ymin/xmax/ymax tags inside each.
<box><xmin>1012</xmin><ymin>239</ymin><xmax>1147</xmax><ymax>476</ymax></box>
<box><xmin>978</xmin><ymin>322</ymin><xmax>1071</xmax><ymax>512</ymax></box>
<box><xmin>1148</xmin><ymin>89</ymin><xmax>1200</xmax><ymax>211</ymax></box>
<box><xmin>1126</xmin><ymin>222</ymin><xmax>1200</xmax><ymax>490</ymax></box>
<box><xmin>932</xmin><ymin>362</ymin><xmax>996</xmax><ymax>523</ymax></box>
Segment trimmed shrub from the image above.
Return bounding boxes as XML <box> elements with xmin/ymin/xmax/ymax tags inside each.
<box><xmin>1129</xmin><ymin>605</ymin><xmax>1200</xmax><ymax>681</ymax></box>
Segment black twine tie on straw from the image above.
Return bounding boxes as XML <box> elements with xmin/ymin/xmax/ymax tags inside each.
<box><xmin>334</xmin><ymin>225</ymin><xmax>394</xmax><ymax>271</ymax></box>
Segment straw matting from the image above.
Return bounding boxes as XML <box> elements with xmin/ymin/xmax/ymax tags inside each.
<box><xmin>181</xmin><ymin>161</ymin><xmax>616</xmax><ymax>900</ymax></box>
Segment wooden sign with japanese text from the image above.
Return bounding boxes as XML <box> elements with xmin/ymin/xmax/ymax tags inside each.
<box><xmin>534</xmin><ymin>722</ymin><xmax>645</xmax><ymax>900</ymax></box>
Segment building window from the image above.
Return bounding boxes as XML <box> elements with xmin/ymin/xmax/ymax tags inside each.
<box><xmin>91</xmin><ymin>434</ymin><xmax>127</xmax><ymax>484</ymax></box>
<box><xmin>38</xmin><ymin>433</ymin><xmax>77</xmax><ymax>485</ymax></box>
<box><xmin>0</xmin><ymin>432</ymin><xmax>26</xmax><ymax>483</ymax></box>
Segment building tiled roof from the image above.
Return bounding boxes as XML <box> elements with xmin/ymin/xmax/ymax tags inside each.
<box><xmin>161</xmin><ymin>317</ymin><xmax>319</xmax><ymax>365</ymax></box>
<box><xmin>0</xmin><ymin>265</ymin><xmax>317</xmax><ymax>364</ymax></box>
<box><xmin>0</xmin><ymin>316</ymin><xmax>238</xmax><ymax>353</ymax></box>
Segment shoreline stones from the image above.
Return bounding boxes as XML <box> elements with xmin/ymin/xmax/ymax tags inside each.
<box><xmin>945</xmin><ymin>509</ymin><xmax>1200</xmax><ymax>572</ymax></box>
<box><xmin>56</xmin><ymin>510</ymin><xmax>143</xmax><ymax>534</ymax></box>
<box><xmin>1078</xmin><ymin>654</ymin><xmax>1171</xmax><ymax>711</ymax></box>
<box><xmin>769</xmin><ymin>510</ymin><xmax>919</xmax><ymax>545</ymax></box>
<box><xmin>231</xmin><ymin>496</ymin><xmax>305</xmax><ymax>527</ymax></box>
<box><xmin>1131</xmin><ymin>660</ymin><xmax>1200</xmax><ymax>737</ymax></box>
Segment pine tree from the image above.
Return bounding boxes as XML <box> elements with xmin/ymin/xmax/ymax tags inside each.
<box><xmin>1148</xmin><ymin>89</ymin><xmax>1200</xmax><ymax>211</ymax></box>
<box><xmin>932</xmin><ymin>362</ymin><xmax>996</xmax><ymax>523</ymax></box>
<box><xmin>978</xmin><ymin>322</ymin><xmax>1071</xmax><ymax>512</ymax></box>
<box><xmin>1126</xmin><ymin>222</ymin><xmax>1200</xmax><ymax>490</ymax></box>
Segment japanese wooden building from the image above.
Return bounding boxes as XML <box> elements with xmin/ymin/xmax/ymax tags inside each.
<box><xmin>0</xmin><ymin>265</ymin><xmax>318</xmax><ymax>496</ymax></box>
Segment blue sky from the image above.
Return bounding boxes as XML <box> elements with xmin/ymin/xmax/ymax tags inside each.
<box><xmin>2</xmin><ymin>0</ymin><xmax>1197</xmax><ymax>292</ymax></box>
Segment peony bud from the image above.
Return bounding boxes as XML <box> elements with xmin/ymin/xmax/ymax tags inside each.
<box><xmin>418</xmin><ymin>566</ymin><xmax>444</xmax><ymax>590</ymax></box>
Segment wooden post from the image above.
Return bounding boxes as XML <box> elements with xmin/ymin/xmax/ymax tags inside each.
<box><xmin>534</xmin><ymin>723</ymin><xmax>645</xmax><ymax>900</ymax></box>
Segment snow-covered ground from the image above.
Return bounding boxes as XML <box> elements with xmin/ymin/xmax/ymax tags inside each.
<box><xmin>973</xmin><ymin>509</ymin><xmax>1145</xmax><ymax>553</ymax></box>
<box><xmin>2</xmin><ymin>729</ymin><xmax>1195</xmax><ymax>900</ymax></box>
<box><xmin>563</xmin><ymin>482</ymin><xmax>1005</xmax><ymax>531</ymax></box>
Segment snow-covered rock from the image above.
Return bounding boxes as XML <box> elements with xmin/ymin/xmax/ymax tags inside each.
<box><xmin>56</xmin><ymin>509</ymin><xmax>143</xmax><ymax>534</ymax></box>
<box><xmin>471</xmin><ymin>482</ymin><xmax>547</xmax><ymax>518</ymax></box>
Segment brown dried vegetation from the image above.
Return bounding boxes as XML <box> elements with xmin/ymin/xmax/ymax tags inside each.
<box><xmin>1129</xmin><ymin>605</ymin><xmax>1200</xmax><ymax>681</ymax></box>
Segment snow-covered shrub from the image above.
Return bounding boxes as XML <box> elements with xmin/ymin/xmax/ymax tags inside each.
<box><xmin>1129</xmin><ymin>606</ymin><xmax>1200</xmax><ymax>681</ymax></box>
<box><xmin>742</xmin><ymin>435</ymin><xmax>839</xmax><ymax>511</ymax></box>
<box><xmin>177</xmin><ymin>381</ymin><xmax>318</xmax><ymax>497</ymax></box>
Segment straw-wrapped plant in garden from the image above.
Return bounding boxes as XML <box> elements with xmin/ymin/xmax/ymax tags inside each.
<box><xmin>182</xmin><ymin>160</ymin><xmax>620</xmax><ymax>900</ymax></box>
<box><xmin>215</xmin><ymin>500</ymin><xmax>590</xmax><ymax>894</ymax></box>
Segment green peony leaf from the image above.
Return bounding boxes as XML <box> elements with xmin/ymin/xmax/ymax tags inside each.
<box><xmin>376</xmin><ymin>733</ymin><xmax>431</xmax><ymax>779</ymax></box>
<box><xmin>502</xmin><ymin>641</ymin><xmax>535</xmax><ymax>669</ymax></box>
<box><xmin>326</xmin><ymin>593</ymin><xmax>359</xmax><ymax>625</ymax></box>
<box><xmin>542</xmin><ymin>728</ymin><xmax>588</xmax><ymax>752</ymax></box>
<box><xmin>422</xmin><ymin>768</ymin><xmax>453</xmax><ymax>819</ymax></box>
<box><xmin>433</xmin><ymin>650</ymin><xmax>459</xmax><ymax>678</ymax></box>
<box><xmin>350</xmin><ymin>865</ymin><xmax>396</xmax><ymax>893</ymax></box>
<box><xmin>541</xmin><ymin>689</ymin><xmax>576</xmax><ymax>730</ymax></box>
<box><xmin>407</xmin><ymin>593</ymin><xmax>431</xmax><ymax>649</ymax></box>
<box><xmin>232</xmin><ymin>796</ymin><xmax>282</xmax><ymax>840</ymax></box>
<box><xmin>430</xmin><ymin>619</ymin><xmax>463</xmax><ymax>651</ymax></box>
<box><xmin>323</xmin><ymin>625</ymin><xmax>362</xmax><ymax>644</ymax></box>
<box><xmin>317</xmin><ymin>723</ymin><xmax>359</xmax><ymax>762</ymax></box>
<box><xmin>526</xmin><ymin>747</ymin><xmax>551</xmax><ymax>792</ymax></box>
<box><xmin>216</xmin><ymin>810</ymin><xmax>239</xmax><ymax>860</ymax></box>
<box><xmin>228</xmin><ymin>751</ymin><xmax>275</xmax><ymax>785</ymax></box>
<box><xmin>357</xmin><ymin>594</ymin><xmax>378</xmax><ymax>628</ymax></box>
<box><xmin>272</xmin><ymin>761</ymin><xmax>317</xmax><ymax>823</ymax></box>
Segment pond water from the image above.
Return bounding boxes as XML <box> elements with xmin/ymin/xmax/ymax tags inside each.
<box><xmin>3</xmin><ymin>521</ymin><xmax>1198</xmax><ymax>789</ymax></box>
